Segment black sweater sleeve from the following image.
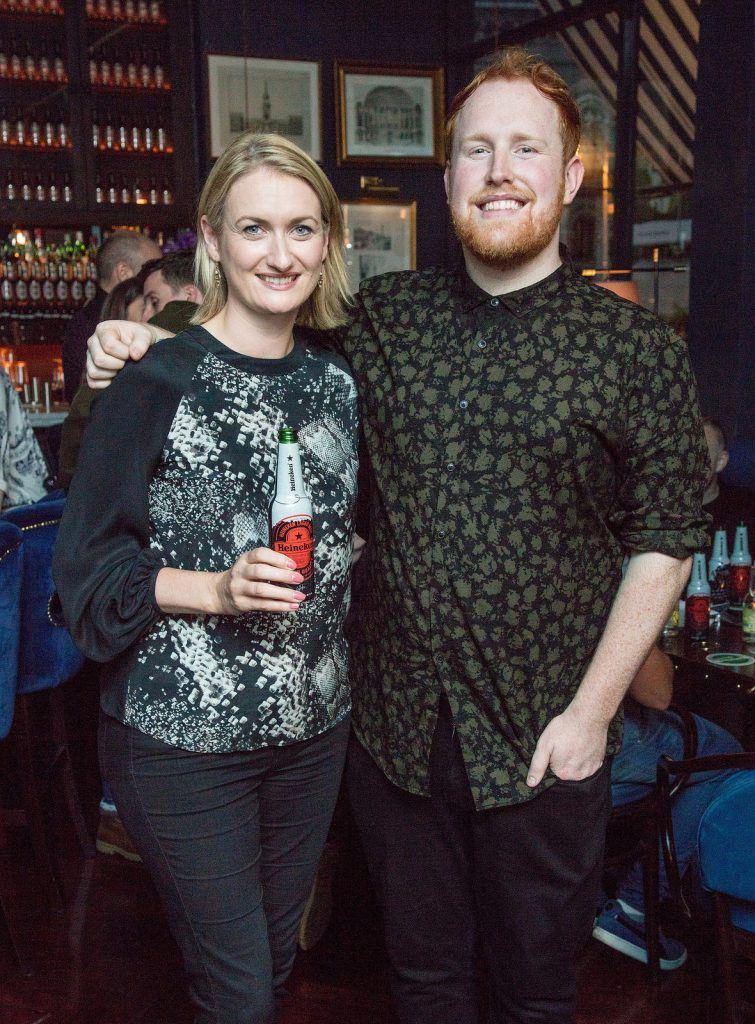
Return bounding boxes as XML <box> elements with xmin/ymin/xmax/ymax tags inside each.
<box><xmin>53</xmin><ymin>334</ymin><xmax>205</xmax><ymax>662</ymax></box>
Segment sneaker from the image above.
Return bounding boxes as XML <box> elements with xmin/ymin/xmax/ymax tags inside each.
<box><xmin>96</xmin><ymin>811</ymin><xmax>142</xmax><ymax>863</ymax></box>
<box><xmin>592</xmin><ymin>899</ymin><xmax>687</xmax><ymax>970</ymax></box>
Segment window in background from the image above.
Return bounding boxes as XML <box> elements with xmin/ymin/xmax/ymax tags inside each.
<box><xmin>632</xmin><ymin>0</ymin><xmax>699</xmax><ymax>332</ymax></box>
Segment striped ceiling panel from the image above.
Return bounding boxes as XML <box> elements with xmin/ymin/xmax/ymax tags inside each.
<box><xmin>531</xmin><ymin>0</ymin><xmax>700</xmax><ymax>186</ymax></box>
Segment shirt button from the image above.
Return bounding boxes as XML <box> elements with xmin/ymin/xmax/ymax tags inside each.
<box><xmin>490</xmin><ymin>297</ymin><xmax>500</xmax><ymax>307</ymax></box>
<box><xmin>438</xmin><ymin>528</ymin><xmax>446</xmax><ymax>537</ymax></box>
<box><xmin>477</xmin><ymin>339</ymin><xmax>487</xmax><ymax>349</ymax></box>
<box><xmin>459</xmin><ymin>399</ymin><xmax>468</xmax><ymax>409</ymax></box>
<box><xmin>446</xmin><ymin>461</ymin><xmax>454</xmax><ymax>471</ymax></box>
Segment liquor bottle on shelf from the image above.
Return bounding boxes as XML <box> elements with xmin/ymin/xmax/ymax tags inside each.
<box><xmin>92</xmin><ymin>112</ymin><xmax>100</xmax><ymax>149</ymax></box>
<box><xmin>148</xmin><ymin>175</ymin><xmax>158</xmax><ymax>205</ymax></box>
<box><xmin>161</xmin><ymin>178</ymin><xmax>172</xmax><ymax>204</ymax></box>
<box><xmin>38</xmin><ymin>48</ymin><xmax>50</xmax><ymax>81</ymax></box>
<box><xmin>124</xmin><ymin>0</ymin><xmax>136</xmax><ymax>20</ymax></box>
<box><xmin>127</xmin><ymin>51</ymin><xmax>138</xmax><ymax>88</ymax></box>
<box><xmin>10</xmin><ymin>39</ymin><xmax>22</xmax><ymax>80</ymax></box>
<box><xmin>34</xmin><ymin>172</ymin><xmax>45</xmax><ymax>201</ymax></box>
<box><xmin>133</xmin><ymin>177</ymin><xmax>144</xmax><ymax>204</ymax></box>
<box><xmin>137</xmin><ymin>0</ymin><xmax>148</xmax><ymax>21</ymax></box>
<box><xmin>143</xmin><ymin>120</ymin><xmax>153</xmax><ymax>152</ymax></box>
<box><xmin>120</xmin><ymin>175</ymin><xmax>131</xmax><ymax>204</ymax></box>
<box><xmin>111</xmin><ymin>0</ymin><xmax>123</xmax><ymax>18</ymax></box>
<box><xmin>96</xmin><ymin>0</ymin><xmax>109</xmax><ymax>18</ymax></box>
<box><xmin>48</xmin><ymin>172</ymin><xmax>58</xmax><ymax>202</ymax></box>
<box><xmin>100</xmin><ymin>49</ymin><xmax>111</xmax><ymax>86</ymax></box>
<box><xmin>29</xmin><ymin>111</ymin><xmax>40</xmax><ymax>146</ymax></box>
<box><xmin>153</xmin><ymin>51</ymin><xmax>164</xmax><ymax>89</ymax></box>
<box><xmin>149</xmin><ymin>0</ymin><xmax>162</xmax><ymax>22</ymax></box>
<box><xmin>113</xmin><ymin>49</ymin><xmax>124</xmax><ymax>87</ymax></box>
<box><xmin>104</xmin><ymin>109</ymin><xmax>115</xmax><ymax>149</ymax></box>
<box><xmin>107</xmin><ymin>173</ymin><xmax>117</xmax><ymax>204</ymax></box>
<box><xmin>57</xmin><ymin>113</ymin><xmax>68</xmax><ymax>147</ymax></box>
<box><xmin>23</xmin><ymin>41</ymin><xmax>35</xmax><ymax>81</ymax></box>
<box><xmin>1</xmin><ymin>106</ymin><xmax>10</xmax><ymax>145</ymax></box>
<box><xmin>43</xmin><ymin>108</ymin><xmax>55</xmax><ymax>146</ymax></box>
<box><xmin>21</xmin><ymin>170</ymin><xmax>31</xmax><ymax>201</ymax></box>
<box><xmin>89</xmin><ymin>55</ymin><xmax>98</xmax><ymax>85</ymax></box>
<box><xmin>139</xmin><ymin>50</ymin><xmax>151</xmax><ymax>89</ymax></box>
<box><xmin>62</xmin><ymin>172</ymin><xmax>72</xmax><ymax>202</ymax></box>
<box><xmin>14</xmin><ymin>108</ymin><xmax>26</xmax><ymax>146</ymax></box>
<box><xmin>95</xmin><ymin>175</ymin><xmax>104</xmax><ymax>203</ymax></box>
<box><xmin>53</xmin><ymin>47</ymin><xmax>65</xmax><ymax>82</ymax></box>
<box><xmin>4</xmin><ymin>169</ymin><xmax>15</xmax><ymax>200</ymax></box>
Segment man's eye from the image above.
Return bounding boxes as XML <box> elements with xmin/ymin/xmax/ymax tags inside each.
<box><xmin>517</xmin><ymin>146</ymin><xmax>535</xmax><ymax>155</ymax></box>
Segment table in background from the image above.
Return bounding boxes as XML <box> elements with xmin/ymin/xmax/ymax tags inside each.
<box><xmin>661</xmin><ymin>619</ymin><xmax>755</xmax><ymax>749</ymax></box>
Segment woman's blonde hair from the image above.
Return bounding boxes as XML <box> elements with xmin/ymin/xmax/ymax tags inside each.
<box><xmin>192</xmin><ymin>132</ymin><xmax>351</xmax><ymax>329</ymax></box>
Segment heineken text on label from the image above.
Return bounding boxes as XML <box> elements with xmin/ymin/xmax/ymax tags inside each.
<box><xmin>270</xmin><ymin>427</ymin><xmax>315</xmax><ymax>601</ymax></box>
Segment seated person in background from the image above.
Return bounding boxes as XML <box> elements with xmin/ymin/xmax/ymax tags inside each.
<box><xmin>57</xmin><ymin>265</ymin><xmax>202</xmax><ymax>491</ymax></box>
<box><xmin>62</xmin><ymin>231</ymin><xmax>161</xmax><ymax>402</ymax></box>
<box><xmin>592</xmin><ymin>646</ymin><xmax>742</xmax><ymax>970</ymax></box>
<box><xmin>0</xmin><ymin>366</ymin><xmax>49</xmax><ymax>510</ymax></box>
<box><xmin>140</xmin><ymin>250</ymin><xmax>203</xmax><ymax>325</ymax></box>
<box><xmin>702</xmin><ymin>416</ymin><xmax>755</xmax><ymax>544</ymax></box>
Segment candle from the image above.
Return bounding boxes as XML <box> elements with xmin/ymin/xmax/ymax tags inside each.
<box><xmin>32</xmin><ymin>377</ymin><xmax>40</xmax><ymax>404</ymax></box>
<box><xmin>44</xmin><ymin>381</ymin><xmax>52</xmax><ymax>412</ymax></box>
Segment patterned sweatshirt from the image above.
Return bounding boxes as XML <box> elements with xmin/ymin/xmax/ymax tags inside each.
<box><xmin>54</xmin><ymin>326</ymin><xmax>359</xmax><ymax>752</ymax></box>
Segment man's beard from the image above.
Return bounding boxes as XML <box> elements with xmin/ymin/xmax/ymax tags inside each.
<box><xmin>451</xmin><ymin>186</ymin><xmax>565</xmax><ymax>270</ymax></box>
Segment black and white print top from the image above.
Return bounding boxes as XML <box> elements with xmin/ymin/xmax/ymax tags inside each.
<box><xmin>54</xmin><ymin>326</ymin><xmax>359</xmax><ymax>753</ymax></box>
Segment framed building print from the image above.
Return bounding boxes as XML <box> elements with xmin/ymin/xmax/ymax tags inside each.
<box><xmin>341</xmin><ymin>199</ymin><xmax>417</xmax><ymax>291</ymax></box>
<box><xmin>207</xmin><ymin>54</ymin><xmax>321</xmax><ymax>161</ymax></box>
<box><xmin>335</xmin><ymin>63</ymin><xmax>444</xmax><ymax>165</ymax></box>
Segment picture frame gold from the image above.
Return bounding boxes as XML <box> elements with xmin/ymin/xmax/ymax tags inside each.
<box><xmin>335</xmin><ymin>63</ymin><xmax>445</xmax><ymax>166</ymax></box>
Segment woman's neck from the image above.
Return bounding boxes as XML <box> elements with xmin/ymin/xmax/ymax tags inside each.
<box><xmin>203</xmin><ymin>303</ymin><xmax>298</xmax><ymax>359</ymax></box>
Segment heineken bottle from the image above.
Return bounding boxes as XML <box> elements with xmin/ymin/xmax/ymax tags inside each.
<box><xmin>685</xmin><ymin>552</ymin><xmax>710</xmax><ymax>641</ymax></box>
<box><xmin>269</xmin><ymin>427</ymin><xmax>314</xmax><ymax>601</ymax></box>
<box><xmin>729</xmin><ymin>524</ymin><xmax>752</xmax><ymax>608</ymax></box>
<box><xmin>708</xmin><ymin>528</ymin><xmax>730</xmax><ymax>609</ymax></box>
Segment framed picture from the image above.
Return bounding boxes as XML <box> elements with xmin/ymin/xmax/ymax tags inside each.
<box><xmin>335</xmin><ymin>63</ymin><xmax>444</xmax><ymax>165</ymax></box>
<box><xmin>207</xmin><ymin>54</ymin><xmax>321</xmax><ymax>161</ymax></box>
<box><xmin>341</xmin><ymin>199</ymin><xmax>417</xmax><ymax>291</ymax></box>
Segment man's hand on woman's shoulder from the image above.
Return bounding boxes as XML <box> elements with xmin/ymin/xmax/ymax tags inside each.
<box><xmin>86</xmin><ymin>320</ymin><xmax>171</xmax><ymax>388</ymax></box>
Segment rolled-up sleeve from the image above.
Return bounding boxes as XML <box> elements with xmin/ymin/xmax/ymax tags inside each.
<box><xmin>53</xmin><ymin>350</ymin><xmax>186</xmax><ymax>662</ymax></box>
<box><xmin>609</xmin><ymin>323</ymin><xmax>711</xmax><ymax>557</ymax></box>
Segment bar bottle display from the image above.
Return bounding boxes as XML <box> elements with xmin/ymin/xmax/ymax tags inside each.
<box><xmin>685</xmin><ymin>552</ymin><xmax>710</xmax><ymax>640</ymax></box>
<box><xmin>269</xmin><ymin>427</ymin><xmax>314</xmax><ymax>601</ymax></box>
<box><xmin>729</xmin><ymin>524</ymin><xmax>752</xmax><ymax>608</ymax></box>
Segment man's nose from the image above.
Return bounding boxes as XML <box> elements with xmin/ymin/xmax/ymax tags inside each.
<box><xmin>487</xmin><ymin>148</ymin><xmax>514</xmax><ymax>184</ymax></box>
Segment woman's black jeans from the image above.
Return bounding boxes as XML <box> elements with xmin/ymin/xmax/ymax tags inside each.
<box><xmin>100</xmin><ymin>712</ymin><xmax>350</xmax><ymax>1024</ymax></box>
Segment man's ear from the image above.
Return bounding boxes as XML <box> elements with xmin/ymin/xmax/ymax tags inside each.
<box><xmin>114</xmin><ymin>260</ymin><xmax>133</xmax><ymax>283</ymax></box>
<box><xmin>562</xmin><ymin>154</ymin><xmax>584</xmax><ymax>207</ymax></box>
<box><xmin>184</xmin><ymin>284</ymin><xmax>202</xmax><ymax>304</ymax></box>
<box><xmin>716</xmin><ymin>449</ymin><xmax>729</xmax><ymax>474</ymax></box>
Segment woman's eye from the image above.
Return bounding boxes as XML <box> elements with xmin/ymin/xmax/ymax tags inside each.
<box><xmin>243</xmin><ymin>224</ymin><xmax>262</xmax><ymax>236</ymax></box>
<box><xmin>293</xmin><ymin>225</ymin><xmax>314</xmax><ymax>237</ymax></box>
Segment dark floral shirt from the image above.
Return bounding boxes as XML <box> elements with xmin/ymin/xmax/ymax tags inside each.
<box><xmin>340</xmin><ymin>261</ymin><xmax>710</xmax><ymax>810</ymax></box>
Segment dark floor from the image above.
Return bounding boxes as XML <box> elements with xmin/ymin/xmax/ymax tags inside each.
<box><xmin>0</xmin><ymin>672</ymin><xmax>746</xmax><ymax>1024</ymax></box>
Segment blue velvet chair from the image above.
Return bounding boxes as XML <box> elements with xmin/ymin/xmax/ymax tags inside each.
<box><xmin>658</xmin><ymin>752</ymin><xmax>755</xmax><ymax>1024</ymax></box>
<box><xmin>1</xmin><ymin>498</ymin><xmax>95</xmax><ymax>909</ymax></box>
<box><xmin>0</xmin><ymin>520</ymin><xmax>33</xmax><ymax>973</ymax></box>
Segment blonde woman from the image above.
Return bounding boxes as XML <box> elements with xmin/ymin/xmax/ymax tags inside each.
<box><xmin>54</xmin><ymin>134</ymin><xmax>357</xmax><ymax>1024</ymax></box>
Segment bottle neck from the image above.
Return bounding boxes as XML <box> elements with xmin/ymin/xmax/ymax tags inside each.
<box><xmin>275</xmin><ymin>441</ymin><xmax>306</xmax><ymax>502</ymax></box>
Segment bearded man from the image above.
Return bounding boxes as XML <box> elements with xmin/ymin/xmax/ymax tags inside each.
<box><xmin>87</xmin><ymin>48</ymin><xmax>709</xmax><ymax>1024</ymax></box>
